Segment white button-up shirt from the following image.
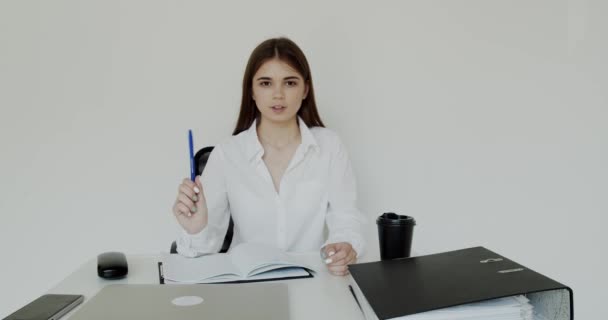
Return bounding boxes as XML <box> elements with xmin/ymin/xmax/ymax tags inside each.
<box><xmin>177</xmin><ymin>117</ymin><xmax>366</xmax><ymax>257</ymax></box>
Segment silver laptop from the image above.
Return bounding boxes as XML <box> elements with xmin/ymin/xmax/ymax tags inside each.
<box><xmin>69</xmin><ymin>283</ymin><xmax>289</xmax><ymax>319</ymax></box>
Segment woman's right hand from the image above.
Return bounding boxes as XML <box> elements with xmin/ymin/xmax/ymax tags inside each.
<box><xmin>172</xmin><ymin>176</ymin><xmax>208</xmax><ymax>234</ymax></box>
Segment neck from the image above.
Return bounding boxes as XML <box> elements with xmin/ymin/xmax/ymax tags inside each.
<box><xmin>257</xmin><ymin>117</ymin><xmax>301</xmax><ymax>149</ymax></box>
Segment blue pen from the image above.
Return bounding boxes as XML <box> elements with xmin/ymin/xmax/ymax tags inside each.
<box><xmin>189</xmin><ymin>129</ymin><xmax>195</xmax><ymax>182</ymax></box>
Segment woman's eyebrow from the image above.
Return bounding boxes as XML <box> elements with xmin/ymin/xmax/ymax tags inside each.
<box><xmin>255</xmin><ymin>76</ymin><xmax>302</xmax><ymax>81</ymax></box>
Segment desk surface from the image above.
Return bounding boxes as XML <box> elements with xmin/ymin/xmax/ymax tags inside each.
<box><xmin>49</xmin><ymin>253</ymin><xmax>367</xmax><ymax>320</ymax></box>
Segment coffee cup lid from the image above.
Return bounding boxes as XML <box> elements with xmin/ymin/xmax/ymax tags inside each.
<box><xmin>376</xmin><ymin>212</ymin><xmax>416</xmax><ymax>226</ymax></box>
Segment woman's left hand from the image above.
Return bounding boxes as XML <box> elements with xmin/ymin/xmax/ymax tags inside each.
<box><xmin>322</xmin><ymin>242</ymin><xmax>357</xmax><ymax>276</ymax></box>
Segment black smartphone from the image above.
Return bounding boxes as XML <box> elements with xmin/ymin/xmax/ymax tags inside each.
<box><xmin>4</xmin><ymin>294</ymin><xmax>84</xmax><ymax>320</ymax></box>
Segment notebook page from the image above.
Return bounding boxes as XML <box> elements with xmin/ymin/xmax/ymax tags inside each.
<box><xmin>244</xmin><ymin>267</ymin><xmax>311</xmax><ymax>281</ymax></box>
<box><xmin>161</xmin><ymin>253</ymin><xmax>240</xmax><ymax>282</ymax></box>
<box><xmin>162</xmin><ymin>268</ymin><xmax>311</xmax><ymax>284</ymax></box>
<box><xmin>228</xmin><ymin>243</ymin><xmax>307</xmax><ymax>276</ymax></box>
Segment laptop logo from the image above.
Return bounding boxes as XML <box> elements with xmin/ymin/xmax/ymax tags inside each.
<box><xmin>172</xmin><ymin>296</ymin><xmax>204</xmax><ymax>307</ymax></box>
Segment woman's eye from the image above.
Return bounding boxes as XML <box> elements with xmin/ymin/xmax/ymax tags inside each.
<box><xmin>286</xmin><ymin>81</ymin><xmax>297</xmax><ymax>86</ymax></box>
<box><xmin>260</xmin><ymin>81</ymin><xmax>271</xmax><ymax>87</ymax></box>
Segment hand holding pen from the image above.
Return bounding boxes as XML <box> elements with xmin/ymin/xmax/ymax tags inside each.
<box><xmin>172</xmin><ymin>130</ymin><xmax>209</xmax><ymax>235</ymax></box>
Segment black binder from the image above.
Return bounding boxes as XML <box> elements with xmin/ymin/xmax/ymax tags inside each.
<box><xmin>348</xmin><ymin>246</ymin><xmax>573</xmax><ymax>320</ymax></box>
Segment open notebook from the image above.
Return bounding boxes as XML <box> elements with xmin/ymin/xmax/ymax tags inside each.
<box><xmin>160</xmin><ymin>242</ymin><xmax>315</xmax><ymax>284</ymax></box>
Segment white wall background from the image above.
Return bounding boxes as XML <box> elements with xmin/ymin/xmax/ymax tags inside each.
<box><xmin>1</xmin><ymin>0</ymin><xmax>606</xmax><ymax>318</ymax></box>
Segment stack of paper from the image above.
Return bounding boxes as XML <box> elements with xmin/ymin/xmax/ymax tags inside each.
<box><xmin>355</xmin><ymin>294</ymin><xmax>536</xmax><ymax>320</ymax></box>
<box><xmin>390</xmin><ymin>295</ymin><xmax>534</xmax><ymax>320</ymax></box>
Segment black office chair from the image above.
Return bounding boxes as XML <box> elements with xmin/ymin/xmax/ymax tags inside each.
<box><xmin>170</xmin><ymin>146</ymin><xmax>234</xmax><ymax>254</ymax></box>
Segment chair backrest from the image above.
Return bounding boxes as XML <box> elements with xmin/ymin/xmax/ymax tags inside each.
<box><xmin>170</xmin><ymin>146</ymin><xmax>234</xmax><ymax>254</ymax></box>
<box><xmin>193</xmin><ymin>146</ymin><xmax>215</xmax><ymax>175</ymax></box>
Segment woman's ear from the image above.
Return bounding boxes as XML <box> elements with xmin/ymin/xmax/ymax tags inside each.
<box><xmin>303</xmin><ymin>83</ymin><xmax>309</xmax><ymax>100</ymax></box>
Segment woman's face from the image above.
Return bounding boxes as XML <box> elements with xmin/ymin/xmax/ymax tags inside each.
<box><xmin>252</xmin><ymin>58</ymin><xmax>309</xmax><ymax>125</ymax></box>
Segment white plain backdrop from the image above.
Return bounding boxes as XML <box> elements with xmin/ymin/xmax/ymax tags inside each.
<box><xmin>1</xmin><ymin>0</ymin><xmax>606</xmax><ymax>318</ymax></box>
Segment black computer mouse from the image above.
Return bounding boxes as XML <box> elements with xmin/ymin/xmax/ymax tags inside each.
<box><xmin>97</xmin><ymin>252</ymin><xmax>128</xmax><ymax>279</ymax></box>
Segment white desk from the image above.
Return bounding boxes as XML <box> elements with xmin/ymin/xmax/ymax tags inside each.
<box><xmin>48</xmin><ymin>253</ymin><xmax>368</xmax><ymax>319</ymax></box>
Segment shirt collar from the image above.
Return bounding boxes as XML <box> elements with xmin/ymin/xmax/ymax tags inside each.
<box><xmin>244</xmin><ymin>116</ymin><xmax>319</xmax><ymax>163</ymax></box>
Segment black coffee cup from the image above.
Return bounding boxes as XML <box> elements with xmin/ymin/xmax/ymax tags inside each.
<box><xmin>376</xmin><ymin>212</ymin><xmax>416</xmax><ymax>260</ymax></box>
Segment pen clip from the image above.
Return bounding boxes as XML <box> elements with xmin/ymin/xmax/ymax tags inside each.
<box><xmin>480</xmin><ymin>258</ymin><xmax>504</xmax><ymax>263</ymax></box>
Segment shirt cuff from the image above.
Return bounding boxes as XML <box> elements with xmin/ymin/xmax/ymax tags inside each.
<box><xmin>176</xmin><ymin>227</ymin><xmax>221</xmax><ymax>257</ymax></box>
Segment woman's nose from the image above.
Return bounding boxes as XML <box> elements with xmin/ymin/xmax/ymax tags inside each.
<box><xmin>272</xmin><ymin>85</ymin><xmax>285</xmax><ymax>98</ymax></box>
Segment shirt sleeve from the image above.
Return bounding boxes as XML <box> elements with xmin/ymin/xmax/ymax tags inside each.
<box><xmin>176</xmin><ymin>145</ymin><xmax>231</xmax><ymax>257</ymax></box>
<box><xmin>322</xmin><ymin>134</ymin><xmax>367</xmax><ymax>257</ymax></box>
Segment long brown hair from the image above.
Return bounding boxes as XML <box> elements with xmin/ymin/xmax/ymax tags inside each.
<box><xmin>232</xmin><ymin>37</ymin><xmax>325</xmax><ymax>136</ymax></box>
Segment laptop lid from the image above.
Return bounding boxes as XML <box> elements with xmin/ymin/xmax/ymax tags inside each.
<box><xmin>69</xmin><ymin>283</ymin><xmax>289</xmax><ymax>320</ymax></box>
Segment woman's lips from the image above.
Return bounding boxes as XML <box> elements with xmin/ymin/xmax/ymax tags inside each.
<box><xmin>271</xmin><ymin>105</ymin><xmax>286</xmax><ymax>113</ymax></box>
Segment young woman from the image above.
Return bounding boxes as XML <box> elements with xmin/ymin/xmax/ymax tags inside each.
<box><xmin>172</xmin><ymin>37</ymin><xmax>365</xmax><ymax>276</ymax></box>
